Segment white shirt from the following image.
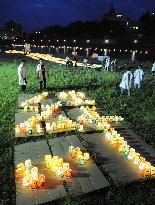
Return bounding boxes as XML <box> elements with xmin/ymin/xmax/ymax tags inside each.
<box><xmin>119</xmin><ymin>71</ymin><xmax>131</xmax><ymax>90</ymax></box>
<box><xmin>134</xmin><ymin>69</ymin><xmax>144</xmax><ymax>85</ymax></box>
<box><xmin>36</xmin><ymin>64</ymin><xmax>48</xmax><ymax>81</ymax></box>
<box><xmin>151</xmin><ymin>63</ymin><xmax>155</xmax><ymax>72</ymax></box>
<box><xmin>18</xmin><ymin>63</ymin><xmax>26</xmax><ymax>85</ymax></box>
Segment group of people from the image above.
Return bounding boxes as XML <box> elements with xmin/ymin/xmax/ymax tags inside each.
<box><xmin>101</xmin><ymin>57</ymin><xmax>117</xmax><ymax>72</ymax></box>
<box><xmin>119</xmin><ymin>66</ymin><xmax>144</xmax><ymax>96</ymax></box>
<box><xmin>18</xmin><ymin>58</ymin><xmax>48</xmax><ymax>92</ymax></box>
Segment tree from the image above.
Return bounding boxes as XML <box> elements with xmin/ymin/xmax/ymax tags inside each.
<box><xmin>2</xmin><ymin>20</ymin><xmax>22</xmax><ymax>39</ymax></box>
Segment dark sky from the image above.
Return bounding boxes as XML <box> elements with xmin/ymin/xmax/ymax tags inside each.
<box><xmin>0</xmin><ymin>0</ymin><xmax>155</xmax><ymax>32</ymax></box>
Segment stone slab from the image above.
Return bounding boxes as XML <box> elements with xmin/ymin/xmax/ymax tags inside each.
<box><xmin>18</xmin><ymin>94</ymin><xmax>57</xmax><ymax>109</ymax></box>
<box><xmin>48</xmin><ymin>135</ymin><xmax>110</xmax><ymax>197</ymax></box>
<box><xmin>82</xmin><ymin>133</ymin><xmax>144</xmax><ymax>183</ymax></box>
<box><xmin>15</xmin><ymin>110</ymin><xmax>68</xmax><ymax>138</ymax></box>
<box><xmin>15</xmin><ymin>140</ymin><xmax>67</xmax><ymax>205</ymax></box>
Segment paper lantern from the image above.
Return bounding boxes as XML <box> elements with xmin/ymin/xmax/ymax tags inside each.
<box><xmin>30</xmin><ymin>180</ymin><xmax>38</xmax><ymax>189</ymax></box>
<box><xmin>70</xmin><ymin>150</ymin><xmax>77</xmax><ymax>159</ymax></box>
<box><xmin>64</xmin><ymin>169</ymin><xmax>72</xmax><ymax>178</ymax></box>
<box><xmin>84</xmin><ymin>153</ymin><xmax>90</xmax><ymax>161</ymax></box>
<box><xmin>16</xmin><ymin>168</ymin><xmax>23</xmax><ymax>178</ymax></box>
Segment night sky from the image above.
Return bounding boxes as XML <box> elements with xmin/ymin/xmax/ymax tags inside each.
<box><xmin>0</xmin><ymin>0</ymin><xmax>155</xmax><ymax>32</ymax></box>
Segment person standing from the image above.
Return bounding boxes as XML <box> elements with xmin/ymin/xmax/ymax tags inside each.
<box><xmin>151</xmin><ymin>62</ymin><xmax>155</xmax><ymax>76</ymax></box>
<box><xmin>134</xmin><ymin>66</ymin><xmax>144</xmax><ymax>93</ymax></box>
<box><xmin>36</xmin><ymin>58</ymin><xmax>48</xmax><ymax>90</ymax></box>
<box><xmin>119</xmin><ymin>71</ymin><xmax>133</xmax><ymax>97</ymax></box>
<box><xmin>18</xmin><ymin>59</ymin><xmax>27</xmax><ymax>92</ymax></box>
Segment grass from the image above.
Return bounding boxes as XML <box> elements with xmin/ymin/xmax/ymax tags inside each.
<box><xmin>0</xmin><ymin>54</ymin><xmax>155</xmax><ymax>204</ymax></box>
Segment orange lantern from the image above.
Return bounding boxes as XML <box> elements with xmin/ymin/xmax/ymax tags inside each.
<box><xmin>143</xmin><ymin>167</ymin><xmax>151</xmax><ymax>177</ymax></box>
<box><xmin>64</xmin><ymin>169</ymin><xmax>72</xmax><ymax>178</ymax></box>
<box><xmin>70</xmin><ymin>150</ymin><xmax>77</xmax><ymax>159</ymax></box>
<box><xmin>30</xmin><ymin>180</ymin><xmax>38</xmax><ymax>189</ymax></box>
<box><xmin>151</xmin><ymin>167</ymin><xmax>155</xmax><ymax>176</ymax></box>
<box><xmin>16</xmin><ymin>168</ymin><xmax>23</xmax><ymax>178</ymax></box>
<box><xmin>38</xmin><ymin>174</ymin><xmax>45</xmax><ymax>186</ymax></box>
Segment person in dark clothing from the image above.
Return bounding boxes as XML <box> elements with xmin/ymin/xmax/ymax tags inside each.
<box><xmin>36</xmin><ymin>58</ymin><xmax>48</xmax><ymax>90</ymax></box>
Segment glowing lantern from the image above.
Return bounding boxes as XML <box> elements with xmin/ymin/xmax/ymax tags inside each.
<box><xmin>22</xmin><ymin>176</ymin><xmax>30</xmax><ymax>187</ymax></box>
<box><xmin>56</xmin><ymin>168</ymin><xmax>64</xmax><ymax>177</ymax></box>
<box><xmin>30</xmin><ymin>180</ymin><xmax>38</xmax><ymax>189</ymax></box>
<box><xmin>70</xmin><ymin>150</ymin><xmax>77</xmax><ymax>159</ymax></box>
<box><xmin>78</xmin><ymin>156</ymin><xmax>85</xmax><ymax>165</ymax></box>
<box><xmin>38</xmin><ymin>174</ymin><xmax>45</xmax><ymax>186</ymax></box>
<box><xmin>84</xmin><ymin>153</ymin><xmax>90</xmax><ymax>161</ymax></box>
<box><xmin>64</xmin><ymin>169</ymin><xmax>72</xmax><ymax>178</ymax></box>
<box><xmin>69</xmin><ymin>146</ymin><xmax>74</xmax><ymax>152</ymax></box>
<box><xmin>16</xmin><ymin>168</ymin><xmax>23</xmax><ymax>178</ymax></box>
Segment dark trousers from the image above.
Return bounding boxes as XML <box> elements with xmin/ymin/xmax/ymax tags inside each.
<box><xmin>40</xmin><ymin>79</ymin><xmax>46</xmax><ymax>90</ymax></box>
<box><xmin>21</xmin><ymin>85</ymin><xmax>26</xmax><ymax>92</ymax></box>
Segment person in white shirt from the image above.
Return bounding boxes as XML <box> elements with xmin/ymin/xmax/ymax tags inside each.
<box><xmin>134</xmin><ymin>66</ymin><xmax>144</xmax><ymax>93</ymax></box>
<box><xmin>36</xmin><ymin>58</ymin><xmax>48</xmax><ymax>90</ymax></box>
<box><xmin>119</xmin><ymin>71</ymin><xmax>133</xmax><ymax>96</ymax></box>
<box><xmin>18</xmin><ymin>60</ymin><xmax>27</xmax><ymax>92</ymax></box>
<box><xmin>103</xmin><ymin>57</ymin><xmax>110</xmax><ymax>71</ymax></box>
<box><xmin>83</xmin><ymin>58</ymin><xmax>88</xmax><ymax>69</ymax></box>
<box><xmin>91</xmin><ymin>64</ymin><xmax>97</xmax><ymax>70</ymax></box>
<box><xmin>151</xmin><ymin>62</ymin><xmax>155</xmax><ymax>75</ymax></box>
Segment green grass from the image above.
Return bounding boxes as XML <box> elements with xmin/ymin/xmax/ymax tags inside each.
<box><xmin>0</xmin><ymin>56</ymin><xmax>155</xmax><ymax>204</ymax></box>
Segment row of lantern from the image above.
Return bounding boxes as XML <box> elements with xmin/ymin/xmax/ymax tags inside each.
<box><xmin>44</xmin><ymin>155</ymin><xmax>72</xmax><ymax>178</ymax></box>
<box><xmin>59</xmin><ymin>90</ymin><xmax>96</xmax><ymax>107</ymax></box>
<box><xmin>103</xmin><ymin>128</ymin><xmax>155</xmax><ymax>177</ymax></box>
<box><xmin>69</xmin><ymin>146</ymin><xmax>90</xmax><ymax>165</ymax></box>
<box><xmin>77</xmin><ymin>106</ymin><xmax>155</xmax><ymax>177</ymax></box>
<box><xmin>16</xmin><ymin>160</ymin><xmax>45</xmax><ymax>189</ymax></box>
<box><xmin>15</xmin><ymin>115</ymin><xmax>77</xmax><ymax>135</ymax></box>
<box><xmin>12</xmin><ymin>44</ymin><xmax>150</xmax><ymax>54</ymax></box>
<box><xmin>21</xmin><ymin>92</ymin><xmax>48</xmax><ymax>107</ymax></box>
<box><xmin>24</xmin><ymin>101</ymin><xmax>62</xmax><ymax>113</ymax></box>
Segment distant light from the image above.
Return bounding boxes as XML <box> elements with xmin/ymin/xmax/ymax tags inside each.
<box><xmin>152</xmin><ymin>13</ymin><xmax>154</xmax><ymax>15</ymax></box>
<box><xmin>134</xmin><ymin>40</ymin><xmax>138</xmax><ymax>43</ymax></box>
<box><xmin>125</xmin><ymin>49</ymin><xmax>128</xmax><ymax>52</ymax></box>
<box><xmin>127</xmin><ymin>22</ymin><xmax>129</xmax><ymax>26</ymax></box>
<box><xmin>76</xmin><ymin>47</ymin><xmax>78</xmax><ymax>49</ymax></box>
<box><xmin>80</xmin><ymin>47</ymin><xmax>82</xmax><ymax>50</ymax></box>
<box><xmin>73</xmin><ymin>39</ymin><xmax>76</xmax><ymax>42</ymax></box>
<box><xmin>113</xmin><ymin>49</ymin><xmax>116</xmax><ymax>52</ymax></box>
<box><xmin>33</xmin><ymin>40</ymin><xmax>34</xmax><ymax>41</ymax></box>
<box><xmin>36</xmin><ymin>32</ymin><xmax>37</xmax><ymax>34</ymax></box>
<box><xmin>105</xmin><ymin>39</ymin><xmax>109</xmax><ymax>44</ymax></box>
<box><xmin>64</xmin><ymin>39</ymin><xmax>66</xmax><ymax>42</ymax></box>
<box><xmin>41</xmin><ymin>40</ymin><xmax>42</xmax><ymax>42</ymax></box>
<box><xmin>86</xmin><ymin>40</ymin><xmax>90</xmax><ymax>43</ymax></box>
<box><xmin>145</xmin><ymin>51</ymin><xmax>148</xmax><ymax>54</ymax></box>
<box><xmin>117</xmin><ymin>14</ymin><xmax>122</xmax><ymax>18</ymax></box>
<box><xmin>95</xmin><ymin>48</ymin><xmax>97</xmax><ymax>50</ymax></box>
<box><xmin>120</xmin><ymin>50</ymin><xmax>122</xmax><ymax>52</ymax></box>
<box><xmin>101</xmin><ymin>49</ymin><xmax>103</xmax><ymax>51</ymax></box>
<box><xmin>24</xmin><ymin>40</ymin><xmax>25</xmax><ymax>42</ymax></box>
<box><xmin>57</xmin><ymin>40</ymin><xmax>59</xmax><ymax>42</ymax></box>
<box><xmin>48</xmin><ymin>40</ymin><xmax>50</xmax><ymax>42</ymax></box>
